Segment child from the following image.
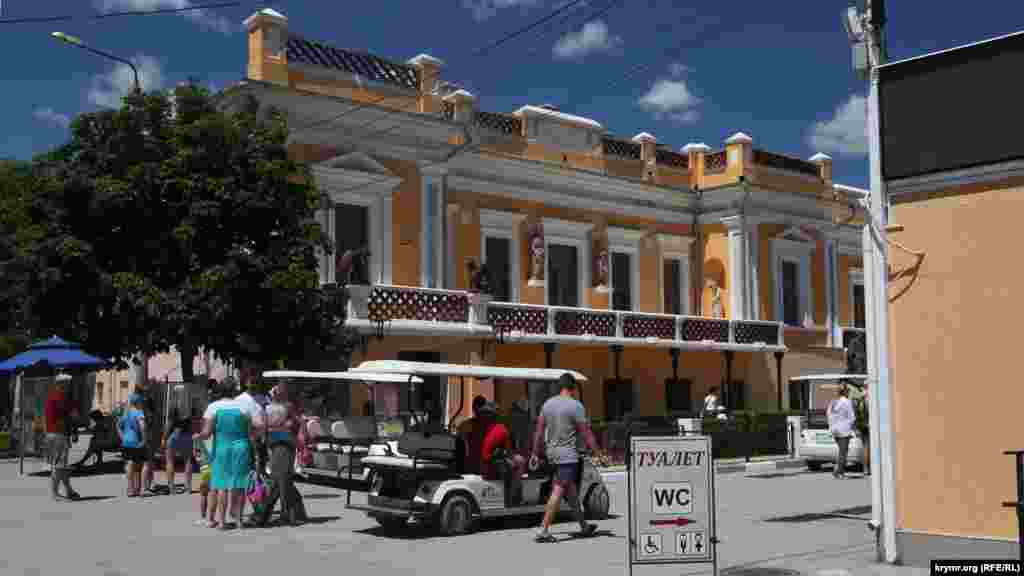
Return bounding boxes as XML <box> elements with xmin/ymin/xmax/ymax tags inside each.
<box><xmin>195</xmin><ymin>437</ymin><xmax>216</xmax><ymax>526</ymax></box>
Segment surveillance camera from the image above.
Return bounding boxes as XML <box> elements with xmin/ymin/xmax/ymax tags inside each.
<box><xmin>843</xmin><ymin>6</ymin><xmax>864</xmax><ymax>42</ymax></box>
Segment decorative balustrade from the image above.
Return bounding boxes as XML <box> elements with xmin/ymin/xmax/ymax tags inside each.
<box><xmin>655</xmin><ymin>148</ymin><xmax>689</xmax><ymax>169</ymax></box>
<box><xmin>601</xmin><ymin>137</ymin><xmax>642</xmax><ymax>160</ymax></box>
<box><xmin>752</xmin><ymin>149</ymin><xmax>820</xmax><ymax>178</ymax></box>
<box><xmin>704</xmin><ymin>150</ymin><xmax>727</xmax><ymax>174</ymax></box>
<box><xmin>474</xmin><ymin>110</ymin><xmax>522</xmax><ymax>136</ymax></box>
<box><xmin>366</xmin><ymin>285</ymin><xmax>469</xmax><ymax>323</ymax></box>
<box><xmin>350</xmin><ymin>284</ymin><xmax>785</xmax><ymax>349</ymax></box>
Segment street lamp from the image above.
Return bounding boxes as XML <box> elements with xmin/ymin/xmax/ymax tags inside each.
<box><xmin>51</xmin><ymin>32</ymin><xmax>141</xmax><ymax>94</ymax></box>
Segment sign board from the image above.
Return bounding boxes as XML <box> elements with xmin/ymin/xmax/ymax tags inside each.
<box><xmin>628</xmin><ymin>435</ymin><xmax>715</xmax><ymax>568</ymax></box>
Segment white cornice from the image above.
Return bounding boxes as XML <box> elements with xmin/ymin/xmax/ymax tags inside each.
<box><xmin>543</xmin><ymin>217</ymin><xmax>594</xmax><ymax>238</ymax></box>
<box><xmin>606</xmin><ymin>226</ymin><xmax>646</xmax><ymax>246</ymax></box>
<box><xmin>244</xmin><ymin>8</ymin><xmax>287</xmax><ymax>30</ymax></box>
<box><xmin>725</xmin><ymin>132</ymin><xmax>753</xmax><ymax>145</ymax></box>
<box><xmin>312</xmin><ymin>166</ymin><xmax>402</xmax><ymax>200</ymax></box>
<box><xmin>479</xmin><ymin>208</ymin><xmax>526</xmax><ymax>230</ymax></box>
<box><xmin>632</xmin><ymin>132</ymin><xmax>657</xmax><ymax>143</ymax></box>
<box><xmin>513</xmin><ymin>106</ymin><xmax>604</xmax><ymax>132</ymax></box>
<box><xmin>657</xmin><ymin>233</ymin><xmax>695</xmax><ymax>254</ymax></box>
<box><xmin>447</xmin><ymin>174</ymin><xmax>694</xmax><ymax>225</ymax></box>
<box><xmin>407</xmin><ymin>54</ymin><xmax>445</xmax><ymax>68</ymax></box>
<box><xmin>721</xmin><ymin>215</ymin><xmax>747</xmax><ymax>231</ymax></box>
<box><xmin>809</xmin><ymin>152</ymin><xmax>833</xmax><ymax>163</ymax></box>
<box><xmin>682</xmin><ymin>143</ymin><xmax>711</xmax><ymax>153</ymax></box>
<box><xmin>886</xmin><ymin>159</ymin><xmax>1024</xmax><ymax>202</ymax></box>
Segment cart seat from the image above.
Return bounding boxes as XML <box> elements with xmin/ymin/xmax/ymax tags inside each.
<box><xmin>331</xmin><ymin>418</ymin><xmax>376</xmax><ymax>440</ymax></box>
<box><xmin>398</xmin><ymin>431</ymin><xmax>460</xmax><ymax>463</ymax></box>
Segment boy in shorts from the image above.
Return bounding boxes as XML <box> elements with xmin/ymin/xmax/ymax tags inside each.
<box><xmin>195</xmin><ymin>437</ymin><xmax>215</xmax><ymax>525</ymax></box>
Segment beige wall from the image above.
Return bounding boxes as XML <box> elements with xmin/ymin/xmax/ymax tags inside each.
<box><xmin>890</xmin><ymin>181</ymin><xmax>1024</xmax><ymax>541</ymax></box>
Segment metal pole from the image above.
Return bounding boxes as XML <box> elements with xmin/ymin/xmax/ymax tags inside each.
<box><xmin>17</xmin><ymin>373</ymin><xmax>24</xmax><ymax>476</ymax></box>
<box><xmin>862</xmin><ymin>0</ymin><xmax>897</xmax><ymax>562</ymax></box>
<box><xmin>1018</xmin><ymin>453</ymin><xmax>1023</xmax><ymax>562</ymax></box>
<box><xmin>774</xmin><ymin>351</ymin><xmax>784</xmax><ymax>411</ymax></box>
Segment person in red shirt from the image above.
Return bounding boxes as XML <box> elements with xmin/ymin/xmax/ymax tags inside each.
<box><xmin>458</xmin><ymin>396</ymin><xmax>487</xmax><ymax>475</ymax></box>
<box><xmin>44</xmin><ymin>377</ymin><xmax>80</xmax><ymax>501</ymax></box>
<box><xmin>477</xmin><ymin>402</ymin><xmax>526</xmax><ymax>506</ymax></box>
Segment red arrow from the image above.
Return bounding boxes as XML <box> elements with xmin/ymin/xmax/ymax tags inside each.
<box><xmin>649</xmin><ymin>518</ymin><xmax>695</xmax><ymax>527</ymax></box>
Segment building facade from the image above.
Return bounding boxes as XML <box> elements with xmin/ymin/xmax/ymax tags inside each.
<box><xmin>221</xmin><ymin>8</ymin><xmax>867</xmax><ymax>427</ymax></box>
<box><xmin>878</xmin><ymin>31</ymin><xmax>1024</xmax><ymax>564</ymax></box>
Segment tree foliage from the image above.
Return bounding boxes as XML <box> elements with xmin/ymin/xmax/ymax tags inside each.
<box><xmin>15</xmin><ymin>84</ymin><xmax>355</xmax><ymax>378</ymax></box>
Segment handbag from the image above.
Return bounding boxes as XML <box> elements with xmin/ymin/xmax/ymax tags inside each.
<box><xmin>246</xmin><ymin>470</ymin><xmax>267</xmax><ymax>505</ymax></box>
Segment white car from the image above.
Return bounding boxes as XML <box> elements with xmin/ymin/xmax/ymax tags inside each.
<box><xmin>800</xmin><ymin>427</ymin><xmax>865</xmax><ymax>471</ymax></box>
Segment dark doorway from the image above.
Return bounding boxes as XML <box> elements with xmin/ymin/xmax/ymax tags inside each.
<box><xmin>604</xmin><ymin>378</ymin><xmax>634</xmax><ymax>421</ymax></box>
<box><xmin>398</xmin><ymin>351</ymin><xmax>443</xmax><ymax>428</ymax></box>
<box><xmin>665</xmin><ymin>378</ymin><xmax>693</xmax><ymax>414</ymax></box>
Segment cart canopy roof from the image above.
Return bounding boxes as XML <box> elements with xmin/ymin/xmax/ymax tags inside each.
<box><xmin>350</xmin><ymin>360</ymin><xmax>588</xmax><ymax>383</ymax></box>
<box><xmin>789</xmin><ymin>373</ymin><xmax>868</xmax><ymax>383</ymax></box>
<box><xmin>262</xmin><ymin>370</ymin><xmax>423</xmax><ymax>384</ymax></box>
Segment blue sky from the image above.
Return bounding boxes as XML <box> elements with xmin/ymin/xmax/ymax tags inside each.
<box><xmin>3</xmin><ymin>1</ymin><xmax>1024</xmax><ymax>188</ymax></box>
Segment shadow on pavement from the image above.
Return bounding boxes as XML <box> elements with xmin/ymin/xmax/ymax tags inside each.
<box><xmin>296</xmin><ymin>474</ymin><xmax>367</xmax><ymax>493</ymax></box>
<box><xmin>762</xmin><ymin>504</ymin><xmax>871</xmax><ymax>524</ymax></box>
<box><xmin>69</xmin><ymin>495</ymin><xmax>117</xmax><ymax>502</ymax></box>
<box><xmin>302</xmin><ymin>493</ymin><xmax>341</xmax><ymax>500</ymax></box>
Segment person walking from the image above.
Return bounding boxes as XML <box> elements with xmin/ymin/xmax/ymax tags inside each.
<box><xmin>827</xmin><ymin>383</ymin><xmax>856</xmax><ymax>479</ymax></box>
<box><xmin>44</xmin><ymin>376</ymin><xmax>80</xmax><ymax>501</ymax></box>
<box><xmin>256</xmin><ymin>384</ymin><xmax>307</xmax><ymax>526</ymax></box>
<box><xmin>529</xmin><ymin>373</ymin><xmax>608</xmax><ymax>543</ymax></box>
<box><xmin>117</xmin><ymin>393</ymin><xmax>148</xmax><ymax>498</ymax></box>
<box><xmin>194</xmin><ymin>382</ymin><xmax>253</xmax><ymax>530</ymax></box>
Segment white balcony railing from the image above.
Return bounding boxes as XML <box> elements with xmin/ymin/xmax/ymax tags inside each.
<box><xmin>347</xmin><ymin>284</ymin><xmax>785</xmax><ymax>349</ymax></box>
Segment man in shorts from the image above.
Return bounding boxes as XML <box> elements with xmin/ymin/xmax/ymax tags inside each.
<box><xmin>530</xmin><ymin>373</ymin><xmax>607</xmax><ymax>542</ymax></box>
<box><xmin>44</xmin><ymin>376</ymin><xmax>80</xmax><ymax>501</ymax></box>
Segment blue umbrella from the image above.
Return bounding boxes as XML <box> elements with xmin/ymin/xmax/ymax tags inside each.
<box><xmin>0</xmin><ymin>336</ymin><xmax>109</xmax><ymax>373</ymax></box>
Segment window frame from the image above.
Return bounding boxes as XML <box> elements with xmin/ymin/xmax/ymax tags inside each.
<box><xmin>658</xmin><ymin>234</ymin><xmax>694</xmax><ymax>316</ymax></box>
<box><xmin>542</xmin><ymin>218</ymin><xmax>593</xmax><ymax>307</ymax></box>
<box><xmin>849</xmin><ymin>268</ymin><xmax>865</xmax><ymax>328</ymax></box>
<box><xmin>606</xmin><ymin>227</ymin><xmax>644</xmax><ymax>312</ymax></box>
<box><xmin>480</xmin><ymin>209</ymin><xmax>526</xmax><ymax>303</ymax></box>
<box><xmin>771</xmin><ymin>231</ymin><xmax>815</xmax><ymax>327</ymax></box>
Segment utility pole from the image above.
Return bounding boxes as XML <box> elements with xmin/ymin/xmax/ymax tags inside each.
<box><xmin>844</xmin><ymin>0</ymin><xmax>896</xmax><ymax>563</ymax></box>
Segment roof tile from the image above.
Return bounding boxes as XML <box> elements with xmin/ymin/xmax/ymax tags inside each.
<box><xmin>286</xmin><ymin>35</ymin><xmax>420</xmax><ymax>91</ymax></box>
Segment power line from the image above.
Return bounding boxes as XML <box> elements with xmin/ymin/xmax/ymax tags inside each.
<box><xmin>471</xmin><ymin>0</ymin><xmax>590</xmax><ymax>57</ymax></box>
<box><xmin>0</xmin><ymin>1</ymin><xmax>252</xmax><ymax>24</ymax></box>
<box><xmin>524</xmin><ymin>0</ymin><xmax>626</xmax><ymax>59</ymax></box>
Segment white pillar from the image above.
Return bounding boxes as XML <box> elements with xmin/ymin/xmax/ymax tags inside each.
<box><xmin>723</xmin><ymin>216</ymin><xmax>747</xmax><ymax>320</ymax></box>
<box><xmin>746</xmin><ymin>220</ymin><xmax>760</xmax><ymax>320</ymax></box>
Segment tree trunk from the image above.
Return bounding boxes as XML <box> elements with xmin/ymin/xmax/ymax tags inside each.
<box><xmin>179</xmin><ymin>340</ymin><xmax>198</xmax><ymax>389</ymax></box>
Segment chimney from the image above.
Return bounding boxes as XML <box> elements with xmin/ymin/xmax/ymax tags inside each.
<box><xmin>407</xmin><ymin>54</ymin><xmax>445</xmax><ymax>114</ymax></box>
<box><xmin>632</xmin><ymin>132</ymin><xmax>658</xmax><ymax>163</ymax></box>
<box><xmin>809</xmin><ymin>153</ymin><xmax>833</xmax><ymax>184</ymax></box>
<box><xmin>682</xmin><ymin>142</ymin><xmax>711</xmax><ymax>184</ymax></box>
<box><xmin>244</xmin><ymin>8</ymin><xmax>289</xmax><ymax>86</ymax></box>
<box><xmin>442</xmin><ymin>89</ymin><xmax>477</xmax><ymax>124</ymax></box>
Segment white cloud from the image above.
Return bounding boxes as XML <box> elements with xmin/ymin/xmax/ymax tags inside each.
<box><xmin>94</xmin><ymin>0</ymin><xmax>233</xmax><ymax>34</ymax></box>
<box><xmin>807</xmin><ymin>94</ymin><xmax>868</xmax><ymax>157</ymax></box>
<box><xmin>33</xmin><ymin>107</ymin><xmax>71</xmax><ymax>129</ymax></box>
<box><xmin>553</xmin><ymin>20</ymin><xmax>622</xmax><ymax>60</ymax></box>
<box><xmin>637</xmin><ymin>68</ymin><xmax>702</xmax><ymax>125</ymax></box>
<box><xmin>462</xmin><ymin>0</ymin><xmax>541</xmax><ymax>21</ymax></box>
<box><xmin>87</xmin><ymin>54</ymin><xmax>165</xmax><ymax>108</ymax></box>
<box><xmin>668</xmin><ymin>62</ymin><xmax>692</xmax><ymax>77</ymax></box>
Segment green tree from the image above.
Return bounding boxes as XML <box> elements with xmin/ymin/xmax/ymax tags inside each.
<box><xmin>18</xmin><ymin>84</ymin><xmax>356</xmax><ymax>380</ymax></box>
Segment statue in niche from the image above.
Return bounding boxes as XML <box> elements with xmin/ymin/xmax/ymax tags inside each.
<box><xmin>708</xmin><ymin>279</ymin><xmax>723</xmax><ymax>318</ymax></box>
<box><xmin>527</xmin><ymin>222</ymin><xmax>545</xmax><ymax>287</ymax></box>
<box><xmin>336</xmin><ymin>246</ymin><xmax>371</xmax><ymax>285</ymax></box>
<box><xmin>593</xmin><ymin>238</ymin><xmax>609</xmax><ymax>292</ymax></box>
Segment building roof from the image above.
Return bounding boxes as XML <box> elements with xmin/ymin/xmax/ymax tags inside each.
<box><xmin>286</xmin><ymin>35</ymin><xmax>420</xmax><ymax>90</ymax></box>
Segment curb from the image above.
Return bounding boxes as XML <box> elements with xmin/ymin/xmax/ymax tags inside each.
<box><xmin>600</xmin><ymin>457</ymin><xmax>806</xmax><ymax>477</ymax></box>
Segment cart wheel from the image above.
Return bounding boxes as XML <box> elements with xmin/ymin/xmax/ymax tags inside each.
<box><xmin>438</xmin><ymin>494</ymin><xmax>477</xmax><ymax>536</ymax></box>
<box><xmin>806</xmin><ymin>460</ymin><xmax>823</xmax><ymax>471</ymax></box>
<box><xmin>584</xmin><ymin>484</ymin><xmax>610</xmax><ymax>520</ymax></box>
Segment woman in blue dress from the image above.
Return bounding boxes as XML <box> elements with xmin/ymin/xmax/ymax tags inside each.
<box><xmin>194</xmin><ymin>384</ymin><xmax>252</xmax><ymax>529</ymax></box>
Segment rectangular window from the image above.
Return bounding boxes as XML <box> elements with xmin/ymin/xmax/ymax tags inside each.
<box><xmin>334</xmin><ymin>203</ymin><xmax>369</xmax><ymax>257</ymax></box>
<box><xmin>611</xmin><ymin>252</ymin><xmax>632</xmax><ymax>311</ymax></box>
<box><xmin>603</xmin><ymin>379</ymin><xmax>634</xmax><ymax>421</ymax></box>
<box><xmin>664</xmin><ymin>259</ymin><xmax>682</xmax><ymax>315</ymax></box>
<box><xmin>665</xmin><ymin>378</ymin><xmax>692</xmax><ymax>413</ymax></box>
<box><xmin>781</xmin><ymin>260</ymin><xmax>800</xmax><ymax>326</ymax></box>
<box><xmin>853</xmin><ymin>284</ymin><xmax>866</xmax><ymax>328</ymax></box>
<box><xmin>548</xmin><ymin>244</ymin><xmax>579</xmax><ymax>307</ymax></box>
<box><xmin>484</xmin><ymin>236</ymin><xmax>512</xmax><ymax>302</ymax></box>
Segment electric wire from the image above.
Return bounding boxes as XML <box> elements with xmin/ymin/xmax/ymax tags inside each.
<box><xmin>0</xmin><ymin>1</ymin><xmax>255</xmax><ymax>24</ymax></box>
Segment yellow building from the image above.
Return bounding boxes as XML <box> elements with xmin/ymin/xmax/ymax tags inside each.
<box><xmin>223</xmin><ymin>8</ymin><xmax>867</xmax><ymax>426</ymax></box>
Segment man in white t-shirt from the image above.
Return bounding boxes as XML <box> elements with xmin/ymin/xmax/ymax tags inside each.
<box><xmin>235</xmin><ymin>382</ymin><xmax>267</xmax><ymax>476</ymax></box>
<box><xmin>827</xmin><ymin>383</ymin><xmax>856</xmax><ymax>479</ymax></box>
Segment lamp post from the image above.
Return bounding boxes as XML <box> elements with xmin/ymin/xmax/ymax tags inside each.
<box><xmin>51</xmin><ymin>32</ymin><xmax>141</xmax><ymax>94</ymax></box>
<box><xmin>843</xmin><ymin>0</ymin><xmax>896</xmax><ymax>564</ymax></box>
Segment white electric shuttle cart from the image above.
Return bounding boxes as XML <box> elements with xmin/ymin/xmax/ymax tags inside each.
<box><xmin>261</xmin><ymin>370</ymin><xmax>424</xmax><ymax>483</ymax></box>
<box><xmin>790</xmin><ymin>373</ymin><xmax>868</xmax><ymax>471</ymax></box>
<box><xmin>343</xmin><ymin>360</ymin><xmax>612</xmax><ymax>536</ymax></box>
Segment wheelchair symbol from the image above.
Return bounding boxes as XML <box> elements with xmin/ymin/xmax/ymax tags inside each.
<box><xmin>639</xmin><ymin>533</ymin><xmax>662</xmax><ymax>556</ymax></box>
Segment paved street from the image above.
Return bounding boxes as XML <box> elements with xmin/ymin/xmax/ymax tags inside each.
<box><xmin>0</xmin><ymin>442</ymin><xmax>927</xmax><ymax>576</ymax></box>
